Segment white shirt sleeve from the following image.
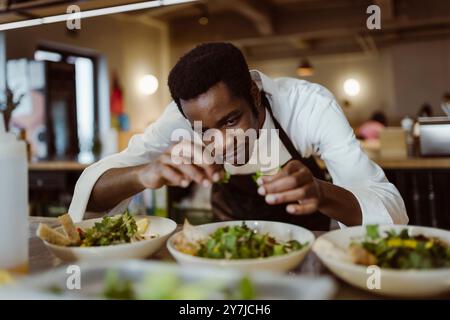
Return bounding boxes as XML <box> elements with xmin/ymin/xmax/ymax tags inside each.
<box><xmin>68</xmin><ymin>102</ymin><xmax>190</xmax><ymax>222</ymax></box>
<box><xmin>290</xmin><ymin>85</ymin><xmax>408</xmax><ymax>227</ymax></box>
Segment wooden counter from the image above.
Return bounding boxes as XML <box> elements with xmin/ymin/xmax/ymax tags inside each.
<box><xmin>28</xmin><ymin>154</ymin><xmax>450</xmax><ymax>172</ymax></box>
<box><xmin>28</xmin><ymin>161</ymin><xmax>91</xmax><ymax>171</ymax></box>
<box><xmin>317</xmin><ymin>155</ymin><xmax>450</xmax><ymax>170</ymax></box>
<box><xmin>28</xmin><ymin>162</ymin><xmax>91</xmax><ymax>216</ymax></box>
<box><xmin>370</xmin><ymin>155</ymin><xmax>450</xmax><ymax>170</ymax></box>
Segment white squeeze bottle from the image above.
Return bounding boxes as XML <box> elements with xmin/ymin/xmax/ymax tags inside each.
<box><xmin>0</xmin><ymin>113</ymin><xmax>28</xmax><ymax>273</ymax></box>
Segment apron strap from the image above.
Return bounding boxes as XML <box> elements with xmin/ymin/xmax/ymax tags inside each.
<box><xmin>262</xmin><ymin>93</ymin><xmax>325</xmax><ymax>180</ymax></box>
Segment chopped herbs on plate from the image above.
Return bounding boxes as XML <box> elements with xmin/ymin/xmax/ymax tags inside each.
<box><xmin>102</xmin><ymin>270</ymin><xmax>255</xmax><ymax>300</ymax></box>
<box><xmin>37</xmin><ymin>211</ymin><xmax>155</xmax><ymax>247</ymax></box>
<box><xmin>79</xmin><ymin>211</ymin><xmax>138</xmax><ymax>247</ymax></box>
<box><xmin>350</xmin><ymin>225</ymin><xmax>450</xmax><ymax>269</ymax></box>
<box><xmin>175</xmin><ymin>222</ymin><xmax>307</xmax><ymax>259</ymax></box>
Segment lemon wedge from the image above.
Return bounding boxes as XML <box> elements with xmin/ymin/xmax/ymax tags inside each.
<box><xmin>136</xmin><ymin>218</ymin><xmax>149</xmax><ymax>234</ymax></box>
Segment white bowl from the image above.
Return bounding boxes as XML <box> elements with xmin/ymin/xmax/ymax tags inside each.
<box><xmin>313</xmin><ymin>225</ymin><xmax>450</xmax><ymax>298</ymax></box>
<box><xmin>167</xmin><ymin>220</ymin><xmax>315</xmax><ymax>273</ymax></box>
<box><xmin>43</xmin><ymin>216</ymin><xmax>177</xmax><ymax>262</ymax></box>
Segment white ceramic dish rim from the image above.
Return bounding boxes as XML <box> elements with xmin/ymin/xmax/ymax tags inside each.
<box><xmin>167</xmin><ymin>220</ymin><xmax>315</xmax><ymax>265</ymax></box>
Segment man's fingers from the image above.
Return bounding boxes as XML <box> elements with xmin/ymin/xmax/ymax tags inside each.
<box><xmin>198</xmin><ymin>163</ymin><xmax>223</xmax><ymax>182</ymax></box>
<box><xmin>286</xmin><ymin>199</ymin><xmax>319</xmax><ymax>215</ymax></box>
<box><xmin>170</xmin><ymin>140</ymin><xmax>224</xmax><ymax>182</ymax></box>
<box><xmin>162</xmin><ymin>147</ymin><xmax>225</xmax><ymax>185</ymax></box>
<box><xmin>176</xmin><ymin>160</ymin><xmax>223</xmax><ymax>184</ymax></box>
<box><xmin>257</xmin><ymin>160</ymin><xmax>306</xmax><ymax>185</ymax></box>
<box><xmin>160</xmin><ymin>165</ymin><xmax>189</xmax><ymax>187</ymax></box>
<box><xmin>264</xmin><ymin>186</ymin><xmax>310</xmax><ymax>205</ymax></box>
<box><xmin>258</xmin><ymin>167</ymin><xmax>288</xmax><ymax>184</ymax></box>
<box><xmin>258</xmin><ymin>170</ymin><xmax>311</xmax><ymax>195</ymax></box>
<box><xmin>177</xmin><ymin>163</ymin><xmax>209</xmax><ymax>186</ymax></box>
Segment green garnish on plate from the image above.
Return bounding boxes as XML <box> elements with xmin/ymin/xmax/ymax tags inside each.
<box><xmin>196</xmin><ymin>222</ymin><xmax>306</xmax><ymax>259</ymax></box>
<box><xmin>350</xmin><ymin>225</ymin><xmax>450</xmax><ymax>269</ymax></box>
<box><xmin>102</xmin><ymin>270</ymin><xmax>256</xmax><ymax>300</ymax></box>
<box><xmin>80</xmin><ymin>210</ymin><xmax>138</xmax><ymax>247</ymax></box>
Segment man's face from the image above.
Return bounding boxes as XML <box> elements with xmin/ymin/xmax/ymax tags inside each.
<box><xmin>180</xmin><ymin>81</ymin><xmax>260</xmax><ymax>165</ymax></box>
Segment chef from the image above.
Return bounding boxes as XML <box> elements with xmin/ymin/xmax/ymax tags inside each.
<box><xmin>69</xmin><ymin>42</ymin><xmax>408</xmax><ymax>229</ymax></box>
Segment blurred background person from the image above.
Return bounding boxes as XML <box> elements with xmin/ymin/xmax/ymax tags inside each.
<box><xmin>441</xmin><ymin>93</ymin><xmax>450</xmax><ymax>116</ymax></box>
<box><xmin>417</xmin><ymin>103</ymin><xmax>433</xmax><ymax>118</ymax></box>
<box><xmin>357</xmin><ymin>111</ymin><xmax>387</xmax><ymax>141</ymax></box>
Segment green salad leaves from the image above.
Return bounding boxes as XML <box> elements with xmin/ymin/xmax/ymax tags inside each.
<box><xmin>80</xmin><ymin>211</ymin><xmax>138</xmax><ymax>247</ymax></box>
<box><xmin>352</xmin><ymin>225</ymin><xmax>450</xmax><ymax>269</ymax></box>
<box><xmin>197</xmin><ymin>223</ymin><xmax>306</xmax><ymax>259</ymax></box>
<box><xmin>103</xmin><ymin>270</ymin><xmax>255</xmax><ymax>300</ymax></box>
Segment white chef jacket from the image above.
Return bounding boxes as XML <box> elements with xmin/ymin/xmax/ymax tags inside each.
<box><xmin>69</xmin><ymin>70</ymin><xmax>409</xmax><ymax>226</ymax></box>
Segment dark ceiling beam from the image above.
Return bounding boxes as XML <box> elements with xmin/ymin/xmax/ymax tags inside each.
<box><xmin>356</xmin><ymin>34</ymin><xmax>379</xmax><ymax>55</ymax></box>
<box><xmin>374</xmin><ymin>0</ymin><xmax>395</xmax><ymax>21</ymax></box>
<box><xmin>15</xmin><ymin>9</ymin><xmax>41</xmax><ymax>19</ymax></box>
<box><xmin>245</xmin><ymin>42</ymin><xmax>364</xmax><ymax>61</ymax></box>
<box><xmin>226</xmin><ymin>0</ymin><xmax>274</xmax><ymax>36</ymax></box>
<box><xmin>170</xmin><ymin>8</ymin><xmax>450</xmax><ymax>48</ymax></box>
<box><xmin>137</xmin><ymin>1</ymin><xmax>197</xmax><ymax>18</ymax></box>
<box><xmin>0</xmin><ymin>0</ymin><xmax>10</xmax><ymax>11</ymax></box>
<box><xmin>0</xmin><ymin>0</ymin><xmax>85</xmax><ymax>15</ymax></box>
<box><xmin>245</xmin><ymin>25</ymin><xmax>450</xmax><ymax>61</ymax></box>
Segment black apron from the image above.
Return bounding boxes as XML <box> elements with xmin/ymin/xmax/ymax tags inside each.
<box><xmin>211</xmin><ymin>94</ymin><xmax>331</xmax><ymax>231</ymax></box>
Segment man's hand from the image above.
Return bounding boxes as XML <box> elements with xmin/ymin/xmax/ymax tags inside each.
<box><xmin>256</xmin><ymin>160</ymin><xmax>323</xmax><ymax>215</ymax></box>
<box><xmin>137</xmin><ymin>142</ymin><xmax>225</xmax><ymax>190</ymax></box>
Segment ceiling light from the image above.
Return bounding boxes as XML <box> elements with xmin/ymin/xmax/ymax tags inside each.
<box><xmin>198</xmin><ymin>16</ymin><xmax>208</xmax><ymax>26</ymax></box>
<box><xmin>343</xmin><ymin>78</ymin><xmax>361</xmax><ymax>96</ymax></box>
<box><xmin>138</xmin><ymin>74</ymin><xmax>158</xmax><ymax>95</ymax></box>
<box><xmin>296</xmin><ymin>58</ymin><xmax>314</xmax><ymax>77</ymax></box>
<box><xmin>197</xmin><ymin>3</ymin><xmax>209</xmax><ymax>26</ymax></box>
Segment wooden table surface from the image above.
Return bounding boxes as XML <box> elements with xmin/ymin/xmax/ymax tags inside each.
<box><xmin>28</xmin><ymin>161</ymin><xmax>91</xmax><ymax>171</ymax></box>
<box><xmin>26</xmin><ymin>217</ymin><xmax>447</xmax><ymax>300</ymax></box>
<box><xmin>316</xmin><ymin>155</ymin><xmax>450</xmax><ymax>170</ymax></box>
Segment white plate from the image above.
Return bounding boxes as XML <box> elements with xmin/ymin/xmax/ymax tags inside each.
<box><xmin>0</xmin><ymin>260</ymin><xmax>337</xmax><ymax>300</ymax></box>
<box><xmin>313</xmin><ymin>225</ymin><xmax>450</xmax><ymax>297</ymax></box>
<box><xmin>167</xmin><ymin>220</ymin><xmax>315</xmax><ymax>272</ymax></box>
<box><xmin>42</xmin><ymin>216</ymin><xmax>177</xmax><ymax>262</ymax></box>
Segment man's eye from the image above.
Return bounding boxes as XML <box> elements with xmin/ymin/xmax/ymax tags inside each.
<box><xmin>225</xmin><ymin>117</ymin><xmax>238</xmax><ymax>127</ymax></box>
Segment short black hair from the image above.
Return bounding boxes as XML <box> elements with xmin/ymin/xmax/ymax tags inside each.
<box><xmin>371</xmin><ymin>111</ymin><xmax>387</xmax><ymax>126</ymax></box>
<box><xmin>168</xmin><ymin>42</ymin><xmax>254</xmax><ymax>116</ymax></box>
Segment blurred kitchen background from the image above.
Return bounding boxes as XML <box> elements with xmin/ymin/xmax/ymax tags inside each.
<box><xmin>0</xmin><ymin>0</ymin><xmax>449</xmax><ymax>228</ymax></box>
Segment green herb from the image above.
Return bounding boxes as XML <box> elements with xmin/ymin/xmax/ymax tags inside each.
<box><xmin>196</xmin><ymin>222</ymin><xmax>306</xmax><ymax>259</ymax></box>
<box><xmin>80</xmin><ymin>210</ymin><xmax>138</xmax><ymax>247</ymax></box>
<box><xmin>238</xmin><ymin>276</ymin><xmax>255</xmax><ymax>300</ymax></box>
<box><xmin>102</xmin><ymin>270</ymin><xmax>256</xmax><ymax>300</ymax></box>
<box><xmin>354</xmin><ymin>225</ymin><xmax>450</xmax><ymax>270</ymax></box>
<box><xmin>103</xmin><ymin>270</ymin><xmax>135</xmax><ymax>299</ymax></box>
<box><xmin>47</xmin><ymin>285</ymin><xmax>63</xmax><ymax>295</ymax></box>
<box><xmin>219</xmin><ymin>171</ymin><xmax>231</xmax><ymax>184</ymax></box>
<box><xmin>252</xmin><ymin>170</ymin><xmax>264</xmax><ymax>183</ymax></box>
<box><xmin>365</xmin><ymin>224</ymin><xmax>380</xmax><ymax>240</ymax></box>
<box><xmin>252</xmin><ymin>166</ymin><xmax>281</xmax><ymax>184</ymax></box>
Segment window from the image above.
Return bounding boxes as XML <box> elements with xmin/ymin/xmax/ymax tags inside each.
<box><xmin>34</xmin><ymin>46</ymin><xmax>99</xmax><ymax>160</ymax></box>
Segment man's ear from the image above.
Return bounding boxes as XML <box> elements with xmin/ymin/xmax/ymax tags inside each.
<box><xmin>250</xmin><ymin>81</ymin><xmax>262</xmax><ymax>112</ymax></box>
